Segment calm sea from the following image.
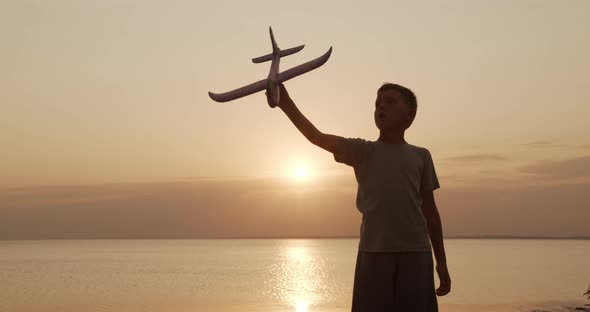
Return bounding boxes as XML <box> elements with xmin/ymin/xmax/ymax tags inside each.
<box><xmin>0</xmin><ymin>239</ymin><xmax>588</xmax><ymax>312</ymax></box>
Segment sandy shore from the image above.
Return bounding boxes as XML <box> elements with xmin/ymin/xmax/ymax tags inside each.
<box><xmin>5</xmin><ymin>300</ymin><xmax>589</xmax><ymax>312</ymax></box>
<box><xmin>440</xmin><ymin>301</ymin><xmax>590</xmax><ymax>312</ymax></box>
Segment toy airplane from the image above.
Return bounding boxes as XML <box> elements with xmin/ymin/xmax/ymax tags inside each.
<box><xmin>208</xmin><ymin>26</ymin><xmax>332</xmax><ymax>107</ymax></box>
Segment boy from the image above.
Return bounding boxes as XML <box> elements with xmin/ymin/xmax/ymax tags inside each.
<box><xmin>269</xmin><ymin>83</ymin><xmax>451</xmax><ymax>311</ymax></box>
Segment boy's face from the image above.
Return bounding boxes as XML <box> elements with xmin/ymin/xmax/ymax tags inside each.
<box><xmin>374</xmin><ymin>89</ymin><xmax>414</xmax><ymax>131</ymax></box>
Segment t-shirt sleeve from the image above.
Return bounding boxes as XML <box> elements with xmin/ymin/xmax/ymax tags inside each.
<box><xmin>333</xmin><ymin>138</ymin><xmax>371</xmax><ymax>167</ymax></box>
<box><xmin>421</xmin><ymin>149</ymin><xmax>440</xmax><ymax>192</ymax></box>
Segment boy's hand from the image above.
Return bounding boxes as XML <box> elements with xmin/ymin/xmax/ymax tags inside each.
<box><xmin>435</xmin><ymin>263</ymin><xmax>451</xmax><ymax>296</ymax></box>
<box><xmin>265</xmin><ymin>84</ymin><xmax>293</xmax><ymax>109</ymax></box>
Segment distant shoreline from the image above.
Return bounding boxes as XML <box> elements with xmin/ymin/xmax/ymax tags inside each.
<box><xmin>1</xmin><ymin>236</ymin><xmax>590</xmax><ymax>240</ymax></box>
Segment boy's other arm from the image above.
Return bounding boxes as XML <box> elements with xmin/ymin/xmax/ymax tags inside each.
<box><xmin>421</xmin><ymin>190</ymin><xmax>452</xmax><ymax>296</ymax></box>
<box><xmin>272</xmin><ymin>84</ymin><xmax>344</xmax><ymax>153</ymax></box>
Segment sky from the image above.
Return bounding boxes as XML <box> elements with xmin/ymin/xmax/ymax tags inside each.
<box><xmin>1</xmin><ymin>0</ymin><xmax>589</xmax><ymax>238</ymax></box>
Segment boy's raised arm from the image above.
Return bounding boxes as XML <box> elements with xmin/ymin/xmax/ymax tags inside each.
<box><xmin>271</xmin><ymin>84</ymin><xmax>344</xmax><ymax>154</ymax></box>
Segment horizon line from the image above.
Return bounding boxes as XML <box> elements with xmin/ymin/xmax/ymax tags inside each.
<box><xmin>2</xmin><ymin>235</ymin><xmax>590</xmax><ymax>241</ymax></box>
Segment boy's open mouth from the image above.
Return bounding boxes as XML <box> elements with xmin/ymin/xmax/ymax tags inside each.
<box><xmin>378</xmin><ymin>112</ymin><xmax>386</xmax><ymax>119</ymax></box>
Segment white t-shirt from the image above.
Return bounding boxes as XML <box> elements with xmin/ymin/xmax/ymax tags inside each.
<box><xmin>333</xmin><ymin>138</ymin><xmax>440</xmax><ymax>252</ymax></box>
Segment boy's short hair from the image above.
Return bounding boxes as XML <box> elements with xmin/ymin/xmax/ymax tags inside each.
<box><xmin>377</xmin><ymin>83</ymin><xmax>417</xmax><ymax>112</ymax></box>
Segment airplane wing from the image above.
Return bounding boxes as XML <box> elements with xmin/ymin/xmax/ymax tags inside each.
<box><xmin>208</xmin><ymin>46</ymin><xmax>332</xmax><ymax>103</ymax></box>
<box><xmin>208</xmin><ymin>78</ymin><xmax>268</xmax><ymax>103</ymax></box>
<box><xmin>252</xmin><ymin>45</ymin><xmax>305</xmax><ymax>63</ymax></box>
<box><xmin>277</xmin><ymin>47</ymin><xmax>332</xmax><ymax>83</ymax></box>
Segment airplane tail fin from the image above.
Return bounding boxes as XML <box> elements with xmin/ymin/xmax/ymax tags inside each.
<box><xmin>252</xmin><ymin>45</ymin><xmax>305</xmax><ymax>63</ymax></box>
<box><xmin>269</xmin><ymin>27</ymin><xmax>278</xmax><ymax>52</ymax></box>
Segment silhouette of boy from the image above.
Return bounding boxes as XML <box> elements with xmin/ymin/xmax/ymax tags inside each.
<box><xmin>270</xmin><ymin>83</ymin><xmax>451</xmax><ymax>311</ymax></box>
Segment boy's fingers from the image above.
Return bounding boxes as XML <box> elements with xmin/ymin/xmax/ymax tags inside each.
<box><xmin>435</xmin><ymin>280</ymin><xmax>451</xmax><ymax>296</ymax></box>
<box><xmin>278</xmin><ymin>83</ymin><xmax>288</xmax><ymax>94</ymax></box>
<box><xmin>436</xmin><ymin>286</ymin><xmax>450</xmax><ymax>296</ymax></box>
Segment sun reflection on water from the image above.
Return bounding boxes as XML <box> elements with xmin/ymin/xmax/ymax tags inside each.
<box><xmin>295</xmin><ymin>299</ymin><xmax>308</xmax><ymax>312</ymax></box>
<box><xmin>265</xmin><ymin>240</ymin><xmax>331</xmax><ymax>311</ymax></box>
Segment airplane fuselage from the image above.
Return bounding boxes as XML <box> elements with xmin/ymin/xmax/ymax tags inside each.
<box><xmin>266</xmin><ymin>50</ymin><xmax>281</xmax><ymax>107</ymax></box>
<box><xmin>266</xmin><ymin>27</ymin><xmax>281</xmax><ymax>108</ymax></box>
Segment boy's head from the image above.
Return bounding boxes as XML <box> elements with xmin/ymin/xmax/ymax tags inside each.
<box><xmin>374</xmin><ymin>83</ymin><xmax>417</xmax><ymax>131</ymax></box>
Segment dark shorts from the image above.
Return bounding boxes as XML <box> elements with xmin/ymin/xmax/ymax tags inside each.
<box><xmin>351</xmin><ymin>251</ymin><xmax>438</xmax><ymax>312</ymax></box>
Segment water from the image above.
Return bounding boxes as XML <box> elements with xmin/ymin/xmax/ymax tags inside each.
<box><xmin>0</xmin><ymin>239</ymin><xmax>588</xmax><ymax>312</ymax></box>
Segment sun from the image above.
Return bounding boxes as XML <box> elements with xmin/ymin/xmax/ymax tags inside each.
<box><xmin>293</xmin><ymin>165</ymin><xmax>309</xmax><ymax>181</ymax></box>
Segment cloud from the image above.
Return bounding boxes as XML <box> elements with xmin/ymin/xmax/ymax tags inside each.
<box><xmin>517</xmin><ymin>155</ymin><xmax>590</xmax><ymax>179</ymax></box>
<box><xmin>0</xmin><ymin>175</ymin><xmax>360</xmax><ymax>239</ymax></box>
<box><xmin>1</xmin><ymin>173</ymin><xmax>589</xmax><ymax>239</ymax></box>
<box><xmin>521</xmin><ymin>141</ymin><xmax>587</xmax><ymax>149</ymax></box>
<box><xmin>521</xmin><ymin>140</ymin><xmax>560</xmax><ymax>148</ymax></box>
<box><xmin>442</xmin><ymin>154</ymin><xmax>509</xmax><ymax>162</ymax></box>
<box><xmin>436</xmin><ymin>181</ymin><xmax>590</xmax><ymax>237</ymax></box>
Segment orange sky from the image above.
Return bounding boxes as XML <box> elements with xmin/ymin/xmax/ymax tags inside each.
<box><xmin>1</xmin><ymin>0</ymin><xmax>589</xmax><ymax>238</ymax></box>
